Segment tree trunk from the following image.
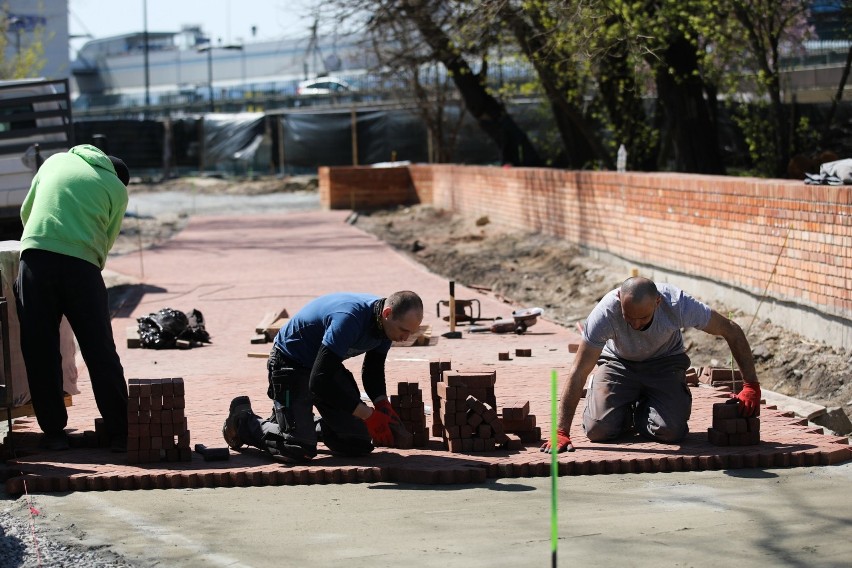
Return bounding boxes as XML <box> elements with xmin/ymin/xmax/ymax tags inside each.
<box><xmin>402</xmin><ymin>3</ymin><xmax>542</xmax><ymax>166</ymax></box>
<box><xmin>499</xmin><ymin>5</ymin><xmax>608</xmax><ymax>168</ymax></box>
<box><xmin>652</xmin><ymin>36</ymin><xmax>726</xmax><ymax>174</ymax></box>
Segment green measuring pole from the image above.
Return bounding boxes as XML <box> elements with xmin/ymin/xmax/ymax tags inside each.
<box><xmin>551</xmin><ymin>369</ymin><xmax>558</xmax><ymax>567</ymax></box>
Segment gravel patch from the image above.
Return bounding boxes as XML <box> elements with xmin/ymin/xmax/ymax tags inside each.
<box><xmin>0</xmin><ymin>496</ymin><xmax>137</xmax><ymax>568</ymax></box>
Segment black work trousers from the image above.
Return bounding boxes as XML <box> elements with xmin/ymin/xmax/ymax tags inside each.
<box><xmin>14</xmin><ymin>249</ymin><xmax>127</xmax><ymax>438</ymax></box>
<box><xmin>266</xmin><ymin>346</ymin><xmax>372</xmax><ymax>457</ymax></box>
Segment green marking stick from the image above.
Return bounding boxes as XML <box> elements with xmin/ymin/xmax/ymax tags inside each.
<box><xmin>551</xmin><ymin>369</ymin><xmax>558</xmax><ymax>567</ymax></box>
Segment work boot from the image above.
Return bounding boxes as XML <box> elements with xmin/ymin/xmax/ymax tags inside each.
<box><xmin>263</xmin><ymin>432</ymin><xmax>317</xmax><ymax>463</ymax></box>
<box><xmin>223</xmin><ymin>396</ymin><xmax>255</xmax><ymax>450</ymax></box>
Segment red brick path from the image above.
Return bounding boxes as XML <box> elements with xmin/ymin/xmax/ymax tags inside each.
<box><xmin>4</xmin><ymin>211</ymin><xmax>850</xmax><ymax>494</ymax></box>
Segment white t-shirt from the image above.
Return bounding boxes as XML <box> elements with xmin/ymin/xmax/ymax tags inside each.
<box><xmin>582</xmin><ymin>283</ymin><xmax>711</xmax><ymax>362</ymax></box>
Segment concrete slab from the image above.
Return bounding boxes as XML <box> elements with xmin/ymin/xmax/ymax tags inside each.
<box><xmin>18</xmin><ymin>464</ymin><xmax>852</xmax><ymax>568</ymax></box>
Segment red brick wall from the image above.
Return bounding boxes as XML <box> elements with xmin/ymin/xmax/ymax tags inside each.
<box><xmin>322</xmin><ymin>164</ymin><xmax>852</xmax><ymax>321</ymax></box>
<box><xmin>319</xmin><ymin>166</ymin><xmax>422</xmax><ymax>210</ymax></box>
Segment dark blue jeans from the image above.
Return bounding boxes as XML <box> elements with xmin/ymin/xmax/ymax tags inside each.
<box><xmin>14</xmin><ymin>249</ymin><xmax>127</xmax><ymax>438</ymax></box>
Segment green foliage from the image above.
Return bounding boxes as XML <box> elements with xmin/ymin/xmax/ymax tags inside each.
<box><xmin>793</xmin><ymin>115</ymin><xmax>820</xmax><ymax>155</ymax></box>
<box><xmin>329</xmin><ymin>0</ymin><xmax>821</xmax><ymax>175</ymax></box>
<box><xmin>0</xmin><ymin>10</ymin><xmax>47</xmax><ymax>79</ymax></box>
<box><xmin>729</xmin><ymin>100</ymin><xmax>777</xmax><ymax>177</ymax></box>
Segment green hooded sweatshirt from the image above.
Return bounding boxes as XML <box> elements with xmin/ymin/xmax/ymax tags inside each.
<box><xmin>20</xmin><ymin>144</ymin><xmax>128</xmax><ymax>269</ymax></box>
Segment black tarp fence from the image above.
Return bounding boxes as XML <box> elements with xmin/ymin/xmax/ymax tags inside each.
<box><xmin>278</xmin><ymin>109</ymin><xmax>432</xmax><ymax>169</ymax></box>
<box><xmin>70</xmin><ymin>104</ymin><xmax>508</xmax><ymax>177</ymax></box>
<box><xmin>70</xmin><ymin>101</ymin><xmax>852</xmax><ymax>177</ymax></box>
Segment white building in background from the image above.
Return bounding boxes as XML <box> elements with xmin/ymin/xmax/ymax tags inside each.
<box><xmin>3</xmin><ymin>0</ymin><xmax>70</xmax><ymax>80</ymax></box>
<box><xmin>70</xmin><ymin>25</ymin><xmax>373</xmax><ymax>108</ymax></box>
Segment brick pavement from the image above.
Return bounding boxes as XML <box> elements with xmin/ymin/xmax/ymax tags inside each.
<box><xmin>4</xmin><ymin>210</ymin><xmax>850</xmax><ymax>494</ymax></box>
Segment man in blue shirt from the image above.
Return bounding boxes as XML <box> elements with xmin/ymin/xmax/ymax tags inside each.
<box><xmin>223</xmin><ymin>290</ymin><xmax>424</xmax><ymax>462</ymax></box>
<box><xmin>542</xmin><ymin>277</ymin><xmax>760</xmax><ymax>452</ymax></box>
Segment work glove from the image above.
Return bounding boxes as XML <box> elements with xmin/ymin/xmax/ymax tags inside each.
<box><xmin>363</xmin><ymin>407</ymin><xmax>397</xmax><ymax>447</ymax></box>
<box><xmin>374</xmin><ymin>398</ymin><xmax>402</xmax><ymax>423</ymax></box>
<box><xmin>735</xmin><ymin>382</ymin><xmax>761</xmax><ymax>417</ymax></box>
<box><xmin>539</xmin><ymin>428</ymin><xmax>575</xmax><ymax>453</ymax></box>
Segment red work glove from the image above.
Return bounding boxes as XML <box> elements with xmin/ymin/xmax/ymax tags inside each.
<box><xmin>539</xmin><ymin>428</ymin><xmax>575</xmax><ymax>453</ymax></box>
<box><xmin>735</xmin><ymin>382</ymin><xmax>761</xmax><ymax>417</ymax></box>
<box><xmin>363</xmin><ymin>408</ymin><xmax>396</xmax><ymax>447</ymax></box>
<box><xmin>374</xmin><ymin>398</ymin><xmax>401</xmax><ymax>423</ymax></box>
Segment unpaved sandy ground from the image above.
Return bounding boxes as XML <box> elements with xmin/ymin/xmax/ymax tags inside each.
<box><xmin>110</xmin><ymin>177</ymin><xmax>852</xmax><ymax>432</ymax></box>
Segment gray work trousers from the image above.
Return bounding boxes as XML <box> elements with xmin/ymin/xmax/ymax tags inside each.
<box><xmin>582</xmin><ymin>353</ymin><xmax>692</xmax><ymax>443</ymax></box>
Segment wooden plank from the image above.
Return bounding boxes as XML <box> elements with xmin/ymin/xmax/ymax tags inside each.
<box><xmin>255</xmin><ymin>308</ymin><xmax>289</xmax><ymax>335</ymax></box>
<box><xmin>0</xmin><ymin>394</ymin><xmax>72</xmax><ymax>421</ymax></box>
<box><xmin>264</xmin><ymin>317</ymin><xmax>290</xmax><ymax>340</ymax></box>
<box><xmin>249</xmin><ymin>333</ymin><xmax>267</xmax><ymax>344</ymax></box>
<box><xmin>127</xmin><ymin>325</ymin><xmax>141</xmax><ymax>348</ymax></box>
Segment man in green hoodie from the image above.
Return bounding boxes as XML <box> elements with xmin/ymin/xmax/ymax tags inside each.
<box><xmin>14</xmin><ymin>144</ymin><xmax>130</xmax><ymax>451</ymax></box>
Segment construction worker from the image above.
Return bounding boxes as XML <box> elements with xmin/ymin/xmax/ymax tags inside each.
<box><xmin>542</xmin><ymin>276</ymin><xmax>760</xmax><ymax>453</ymax></box>
<box><xmin>15</xmin><ymin>144</ymin><xmax>130</xmax><ymax>451</ymax></box>
<box><xmin>223</xmin><ymin>290</ymin><xmax>424</xmax><ymax>462</ymax></box>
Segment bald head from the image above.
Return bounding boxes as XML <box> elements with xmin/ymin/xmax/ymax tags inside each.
<box><xmin>618</xmin><ymin>277</ymin><xmax>660</xmax><ymax>330</ymax></box>
<box><xmin>620</xmin><ymin>277</ymin><xmax>659</xmax><ymax>304</ymax></box>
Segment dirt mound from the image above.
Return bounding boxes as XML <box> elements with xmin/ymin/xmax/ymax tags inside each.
<box><xmin>129</xmin><ymin>174</ymin><xmax>318</xmax><ymax>195</ymax></box>
<box><xmin>354</xmin><ymin>205</ymin><xmax>852</xmax><ymax>428</ymax></box>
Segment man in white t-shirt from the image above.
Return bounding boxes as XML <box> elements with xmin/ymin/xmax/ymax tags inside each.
<box><xmin>542</xmin><ymin>277</ymin><xmax>760</xmax><ymax>452</ymax></box>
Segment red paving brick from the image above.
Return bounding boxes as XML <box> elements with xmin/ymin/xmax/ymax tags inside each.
<box><xmin>4</xmin><ymin>210</ymin><xmax>850</xmax><ymax>494</ymax></box>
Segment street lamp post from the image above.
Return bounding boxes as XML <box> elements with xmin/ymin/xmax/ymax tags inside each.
<box><xmin>198</xmin><ymin>43</ymin><xmax>243</xmax><ymax>112</ymax></box>
<box><xmin>143</xmin><ymin>0</ymin><xmax>150</xmax><ymax>113</ymax></box>
<box><xmin>7</xmin><ymin>16</ymin><xmax>22</xmax><ymax>54</ymax></box>
<box><xmin>198</xmin><ymin>45</ymin><xmax>214</xmax><ymax>112</ymax></box>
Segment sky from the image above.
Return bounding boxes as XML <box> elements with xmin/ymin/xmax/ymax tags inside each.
<box><xmin>68</xmin><ymin>0</ymin><xmax>323</xmax><ymax>53</ymax></box>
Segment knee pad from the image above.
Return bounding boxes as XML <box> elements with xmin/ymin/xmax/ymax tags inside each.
<box><xmin>317</xmin><ymin>419</ymin><xmax>374</xmax><ymax>456</ymax></box>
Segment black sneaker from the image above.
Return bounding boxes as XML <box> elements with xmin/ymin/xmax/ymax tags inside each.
<box><xmin>264</xmin><ymin>434</ymin><xmax>317</xmax><ymax>463</ymax></box>
<box><xmin>223</xmin><ymin>396</ymin><xmax>254</xmax><ymax>450</ymax></box>
<box><xmin>38</xmin><ymin>431</ymin><xmax>70</xmax><ymax>451</ymax></box>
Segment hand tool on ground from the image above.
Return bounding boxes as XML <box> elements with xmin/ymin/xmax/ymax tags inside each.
<box><xmin>194</xmin><ymin>443</ymin><xmax>230</xmax><ymax>461</ymax></box>
<box><xmin>468</xmin><ymin>307</ymin><xmax>543</xmax><ymax>334</ymax></box>
<box><xmin>436</xmin><ymin>297</ymin><xmax>481</xmax><ymax>323</ymax></box>
<box><xmin>441</xmin><ymin>281</ymin><xmax>463</xmax><ymax>339</ymax></box>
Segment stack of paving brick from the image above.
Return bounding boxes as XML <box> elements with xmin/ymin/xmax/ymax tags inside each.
<box><xmin>436</xmin><ymin>386</ymin><xmax>501</xmax><ymax>452</ymax></box>
<box><xmin>707</xmin><ymin>401</ymin><xmax>760</xmax><ymax>446</ymax></box>
<box><xmin>390</xmin><ymin>381</ymin><xmax>429</xmax><ymax>447</ymax></box>
<box><xmin>445</xmin><ymin>370</ymin><xmax>496</xmax><ymax>408</ymax></box>
<box><xmin>429</xmin><ymin>360</ymin><xmax>453</xmax><ymax>438</ymax></box>
<box><xmin>432</xmin><ymin>368</ymin><xmax>513</xmax><ymax>453</ymax></box>
<box><xmin>127</xmin><ymin>377</ymin><xmax>191</xmax><ymax>464</ymax></box>
<box><xmin>500</xmin><ymin>399</ymin><xmax>542</xmax><ymax>443</ymax></box>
